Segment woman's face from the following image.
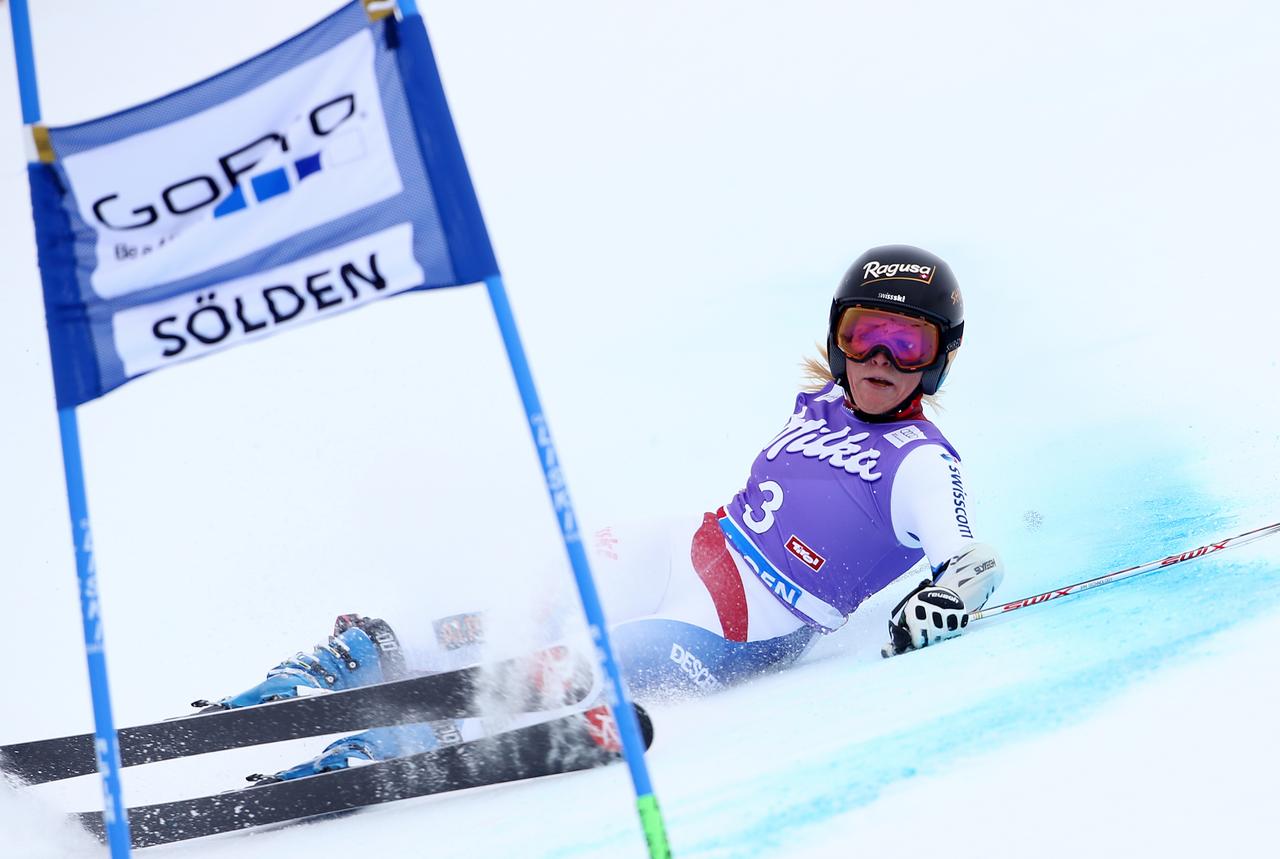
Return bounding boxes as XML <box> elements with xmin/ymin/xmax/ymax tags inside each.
<box><xmin>845</xmin><ymin>351</ymin><xmax>921</xmax><ymax>415</ymax></box>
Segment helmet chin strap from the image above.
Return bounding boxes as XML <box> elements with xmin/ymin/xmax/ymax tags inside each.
<box><xmin>844</xmin><ymin>380</ymin><xmax>925</xmax><ymax>423</ymax></box>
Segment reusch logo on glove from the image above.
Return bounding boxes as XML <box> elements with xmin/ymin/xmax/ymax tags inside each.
<box><xmin>861</xmin><ymin>261</ymin><xmax>936</xmax><ymax>285</ymax></box>
<box><xmin>920</xmin><ymin>587</ymin><xmax>964</xmax><ymax>609</ymax></box>
<box><xmin>785</xmin><ymin>534</ymin><xmax>826</xmax><ymax>572</ymax></box>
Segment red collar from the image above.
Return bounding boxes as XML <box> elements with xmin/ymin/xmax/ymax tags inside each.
<box><xmin>847</xmin><ymin>391</ymin><xmax>926</xmax><ymax>423</ymax></box>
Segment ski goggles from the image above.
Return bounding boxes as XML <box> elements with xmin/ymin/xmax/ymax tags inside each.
<box><xmin>834</xmin><ymin>306</ymin><xmax>941</xmax><ymax>371</ymax></box>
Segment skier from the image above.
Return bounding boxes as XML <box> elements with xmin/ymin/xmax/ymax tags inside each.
<box><xmin>209</xmin><ymin>244</ymin><xmax>1006</xmax><ymax>780</ymax></box>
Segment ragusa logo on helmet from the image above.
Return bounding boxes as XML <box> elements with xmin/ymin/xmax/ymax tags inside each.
<box><xmin>862</xmin><ymin>261</ymin><xmax>935</xmax><ymax>284</ymax></box>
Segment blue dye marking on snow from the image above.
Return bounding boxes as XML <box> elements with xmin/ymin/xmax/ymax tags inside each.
<box><xmin>670</xmin><ymin>562</ymin><xmax>1280</xmax><ymax>858</ymax></box>
<box><xmin>679</xmin><ymin>449</ymin><xmax>1277</xmax><ymax>857</ymax></box>
<box><xmin>543</xmin><ymin>435</ymin><xmax>1280</xmax><ymax>859</ymax></box>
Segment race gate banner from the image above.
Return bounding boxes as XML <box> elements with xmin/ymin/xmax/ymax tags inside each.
<box><xmin>27</xmin><ymin>1</ymin><xmax>497</xmax><ymax>407</ymax></box>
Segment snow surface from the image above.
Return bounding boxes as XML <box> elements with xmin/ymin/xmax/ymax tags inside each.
<box><xmin>3</xmin><ymin>1</ymin><xmax>1280</xmax><ymax>857</ymax></box>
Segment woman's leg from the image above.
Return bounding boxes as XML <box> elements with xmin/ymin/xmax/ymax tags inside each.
<box><xmin>599</xmin><ymin>512</ymin><xmax>817</xmax><ymax>699</ymax></box>
<box><xmin>212</xmin><ymin>513</ymin><xmax>816</xmax><ymax>709</ymax></box>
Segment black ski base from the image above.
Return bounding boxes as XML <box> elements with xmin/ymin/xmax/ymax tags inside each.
<box><xmin>2</xmin><ymin>656</ymin><xmax>583</xmax><ymax>785</ymax></box>
<box><xmin>76</xmin><ymin>707</ymin><xmax>650</xmax><ymax>849</ymax></box>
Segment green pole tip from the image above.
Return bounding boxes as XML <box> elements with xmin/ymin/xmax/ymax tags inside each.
<box><xmin>636</xmin><ymin>794</ymin><xmax>673</xmax><ymax>859</ymax></box>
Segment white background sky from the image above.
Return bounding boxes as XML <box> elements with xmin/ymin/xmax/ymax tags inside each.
<box><xmin>2</xmin><ymin>2</ymin><xmax>1279</xmax><ymax>856</ymax></box>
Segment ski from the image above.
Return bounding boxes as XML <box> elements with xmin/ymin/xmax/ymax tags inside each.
<box><xmin>76</xmin><ymin>706</ymin><xmax>652</xmax><ymax>849</ymax></box>
<box><xmin>1</xmin><ymin>655</ymin><xmax>587</xmax><ymax>785</ymax></box>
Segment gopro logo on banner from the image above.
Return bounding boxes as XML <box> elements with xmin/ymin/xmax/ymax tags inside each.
<box><xmin>211</xmin><ymin>107</ymin><xmax>370</xmax><ymax>220</ymax></box>
<box><xmin>862</xmin><ymin>261</ymin><xmax>935</xmax><ymax>284</ymax></box>
<box><xmin>92</xmin><ymin>94</ymin><xmax>363</xmax><ymax>228</ymax></box>
<box><xmin>63</xmin><ymin>28</ymin><xmax>403</xmax><ymax>300</ymax></box>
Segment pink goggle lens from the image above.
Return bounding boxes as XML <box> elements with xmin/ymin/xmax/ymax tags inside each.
<box><xmin>836</xmin><ymin>306</ymin><xmax>940</xmax><ymax>370</ymax></box>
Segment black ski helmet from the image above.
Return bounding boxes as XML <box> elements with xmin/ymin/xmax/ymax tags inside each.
<box><xmin>827</xmin><ymin>244</ymin><xmax>964</xmax><ymax>398</ymax></box>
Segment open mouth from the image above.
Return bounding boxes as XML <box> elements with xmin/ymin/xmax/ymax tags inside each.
<box><xmin>862</xmin><ymin>377</ymin><xmax>895</xmax><ymax>389</ymax></box>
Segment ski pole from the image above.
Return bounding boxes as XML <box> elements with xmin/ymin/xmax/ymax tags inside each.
<box><xmin>969</xmin><ymin>520</ymin><xmax>1280</xmax><ymax>623</ymax></box>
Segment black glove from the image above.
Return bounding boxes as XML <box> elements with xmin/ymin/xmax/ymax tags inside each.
<box><xmin>882</xmin><ymin>579</ymin><xmax>969</xmax><ymax>657</ymax></box>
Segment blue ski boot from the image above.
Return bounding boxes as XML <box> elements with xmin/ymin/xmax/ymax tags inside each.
<box><xmin>246</xmin><ymin>722</ymin><xmax>450</xmax><ymax>783</ymax></box>
<box><xmin>194</xmin><ymin>614</ymin><xmax>406</xmax><ymax>711</ymax></box>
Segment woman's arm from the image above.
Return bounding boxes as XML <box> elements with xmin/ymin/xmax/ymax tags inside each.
<box><xmin>885</xmin><ymin>443</ymin><xmax>1006</xmax><ymax>653</ymax></box>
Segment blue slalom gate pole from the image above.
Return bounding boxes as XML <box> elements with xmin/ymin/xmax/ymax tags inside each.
<box><xmin>8</xmin><ymin>2</ymin><xmax>133</xmax><ymax>855</ymax></box>
<box><xmin>484</xmin><ymin>275</ymin><xmax>673</xmax><ymax>858</ymax></box>
<box><xmin>57</xmin><ymin>411</ymin><xmax>131</xmax><ymax>856</ymax></box>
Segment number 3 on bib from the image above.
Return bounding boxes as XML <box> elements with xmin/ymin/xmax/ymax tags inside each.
<box><xmin>744</xmin><ymin>480</ymin><xmax>784</xmax><ymax>534</ymax></box>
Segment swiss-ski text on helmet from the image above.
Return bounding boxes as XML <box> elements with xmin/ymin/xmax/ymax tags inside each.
<box><xmin>861</xmin><ymin>261</ymin><xmax>935</xmax><ymax>284</ymax></box>
<box><xmin>763</xmin><ymin>408</ymin><xmax>882</xmax><ymax>480</ymax></box>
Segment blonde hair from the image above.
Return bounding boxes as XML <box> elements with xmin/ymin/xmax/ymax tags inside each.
<box><xmin>802</xmin><ymin>344</ymin><xmax>943</xmax><ymax>414</ymax></box>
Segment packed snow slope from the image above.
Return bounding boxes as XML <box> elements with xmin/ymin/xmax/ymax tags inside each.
<box><xmin>2</xmin><ymin>2</ymin><xmax>1278</xmax><ymax>857</ymax></box>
